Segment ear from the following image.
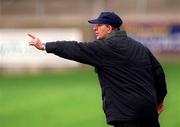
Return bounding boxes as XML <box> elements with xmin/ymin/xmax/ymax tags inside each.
<box><xmin>107</xmin><ymin>25</ymin><xmax>113</xmax><ymax>33</ymax></box>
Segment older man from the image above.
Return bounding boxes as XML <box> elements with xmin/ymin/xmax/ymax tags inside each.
<box><xmin>29</xmin><ymin>12</ymin><xmax>167</xmax><ymax>127</ymax></box>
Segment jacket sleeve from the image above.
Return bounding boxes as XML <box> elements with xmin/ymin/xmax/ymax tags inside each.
<box><xmin>149</xmin><ymin>51</ymin><xmax>167</xmax><ymax>104</ymax></box>
<box><xmin>45</xmin><ymin>40</ymin><xmax>108</xmax><ymax>67</ymax></box>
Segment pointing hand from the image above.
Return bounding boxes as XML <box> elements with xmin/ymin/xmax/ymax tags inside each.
<box><xmin>28</xmin><ymin>34</ymin><xmax>45</xmax><ymax>50</ymax></box>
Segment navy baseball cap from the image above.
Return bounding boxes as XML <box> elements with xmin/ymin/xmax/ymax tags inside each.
<box><xmin>88</xmin><ymin>12</ymin><xmax>123</xmax><ymax>28</ymax></box>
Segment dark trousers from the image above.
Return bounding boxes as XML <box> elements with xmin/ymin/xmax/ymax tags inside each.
<box><xmin>113</xmin><ymin>120</ymin><xmax>160</xmax><ymax>127</ymax></box>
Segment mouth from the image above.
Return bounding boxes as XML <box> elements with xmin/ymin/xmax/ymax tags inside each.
<box><xmin>95</xmin><ymin>33</ymin><xmax>99</xmax><ymax>36</ymax></box>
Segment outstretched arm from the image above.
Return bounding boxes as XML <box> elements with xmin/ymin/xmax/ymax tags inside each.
<box><xmin>28</xmin><ymin>34</ymin><xmax>108</xmax><ymax>67</ymax></box>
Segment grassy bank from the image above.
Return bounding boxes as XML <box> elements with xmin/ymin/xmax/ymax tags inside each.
<box><xmin>0</xmin><ymin>63</ymin><xmax>179</xmax><ymax>127</ymax></box>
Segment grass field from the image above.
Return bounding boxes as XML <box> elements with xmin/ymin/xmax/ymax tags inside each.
<box><xmin>0</xmin><ymin>63</ymin><xmax>180</xmax><ymax>127</ymax></box>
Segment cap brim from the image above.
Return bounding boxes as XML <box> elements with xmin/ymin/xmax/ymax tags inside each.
<box><xmin>88</xmin><ymin>19</ymin><xmax>103</xmax><ymax>24</ymax></box>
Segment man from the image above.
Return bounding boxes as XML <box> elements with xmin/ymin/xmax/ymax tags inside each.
<box><xmin>28</xmin><ymin>12</ymin><xmax>167</xmax><ymax>127</ymax></box>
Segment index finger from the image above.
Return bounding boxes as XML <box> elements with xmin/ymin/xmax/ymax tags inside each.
<box><xmin>28</xmin><ymin>34</ymin><xmax>36</xmax><ymax>39</ymax></box>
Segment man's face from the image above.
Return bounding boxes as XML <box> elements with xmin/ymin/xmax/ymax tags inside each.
<box><xmin>92</xmin><ymin>24</ymin><xmax>112</xmax><ymax>40</ymax></box>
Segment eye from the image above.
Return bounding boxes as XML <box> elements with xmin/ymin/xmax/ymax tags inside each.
<box><xmin>94</xmin><ymin>24</ymin><xmax>104</xmax><ymax>28</ymax></box>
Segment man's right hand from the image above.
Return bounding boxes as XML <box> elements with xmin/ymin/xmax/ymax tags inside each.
<box><xmin>28</xmin><ymin>34</ymin><xmax>45</xmax><ymax>50</ymax></box>
<box><xmin>157</xmin><ymin>103</ymin><xmax>164</xmax><ymax>116</ymax></box>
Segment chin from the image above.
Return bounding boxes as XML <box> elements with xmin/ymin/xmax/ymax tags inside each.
<box><xmin>96</xmin><ymin>36</ymin><xmax>103</xmax><ymax>40</ymax></box>
<box><xmin>96</xmin><ymin>37</ymin><xmax>100</xmax><ymax>40</ymax></box>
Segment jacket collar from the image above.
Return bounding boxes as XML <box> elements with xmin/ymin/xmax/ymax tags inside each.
<box><xmin>105</xmin><ymin>30</ymin><xmax>127</xmax><ymax>40</ymax></box>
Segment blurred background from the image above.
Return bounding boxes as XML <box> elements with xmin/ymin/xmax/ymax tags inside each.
<box><xmin>0</xmin><ymin>0</ymin><xmax>180</xmax><ymax>127</ymax></box>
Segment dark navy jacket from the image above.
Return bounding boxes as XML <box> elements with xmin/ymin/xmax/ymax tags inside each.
<box><xmin>45</xmin><ymin>30</ymin><xmax>167</xmax><ymax>125</ymax></box>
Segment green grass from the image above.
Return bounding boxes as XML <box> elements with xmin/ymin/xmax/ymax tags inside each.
<box><xmin>0</xmin><ymin>63</ymin><xmax>180</xmax><ymax>127</ymax></box>
<box><xmin>159</xmin><ymin>63</ymin><xmax>180</xmax><ymax>127</ymax></box>
<box><xmin>0</xmin><ymin>68</ymin><xmax>107</xmax><ymax>127</ymax></box>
